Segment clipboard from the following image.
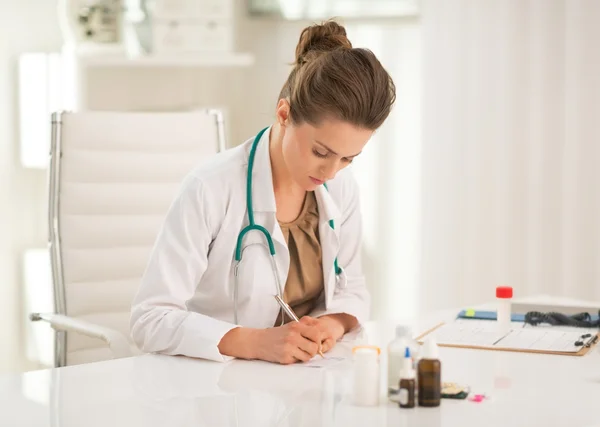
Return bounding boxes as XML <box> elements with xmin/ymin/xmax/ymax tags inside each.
<box><xmin>416</xmin><ymin>321</ymin><xmax>600</xmax><ymax>357</ymax></box>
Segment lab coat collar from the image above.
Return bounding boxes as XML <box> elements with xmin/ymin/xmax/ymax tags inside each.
<box><xmin>314</xmin><ymin>184</ymin><xmax>341</xmax><ymax>226</ymax></box>
<box><xmin>315</xmin><ymin>184</ymin><xmax>341</xmax><ymax>309</ymax></box>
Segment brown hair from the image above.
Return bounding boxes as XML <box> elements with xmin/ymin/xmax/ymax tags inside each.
<box><xmin>279</xmin><ymin>20</ymin><xmax>396</xmax><ymax>130</ymax></box>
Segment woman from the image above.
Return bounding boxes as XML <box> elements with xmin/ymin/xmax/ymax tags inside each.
<box><xmin>130</xmin><ymin>20</ymin><xmax>396</xmax><ymax>364</ymax></box>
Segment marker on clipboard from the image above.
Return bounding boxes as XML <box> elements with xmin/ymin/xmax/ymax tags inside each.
<box><xmin>458</xmin><ymin>309</ymin><xmax>528</xmax><ymax>322</ymax></box>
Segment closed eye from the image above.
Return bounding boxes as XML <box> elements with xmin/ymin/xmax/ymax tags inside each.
<box><xmin>312</xmin><ymin>148</ymin><xmax>329</xmax><ymax>158</ymax></box>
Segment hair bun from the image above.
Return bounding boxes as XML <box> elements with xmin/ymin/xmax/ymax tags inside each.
<box><xmin>295</xmin><ymin>20</ymin><xmax>352</xmax><ymax>66</ymax></box>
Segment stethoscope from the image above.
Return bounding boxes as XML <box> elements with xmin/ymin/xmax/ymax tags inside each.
<box><xmin>232</xmin><ymin>127</ymin><xmax>342</xmax><ymax>324</ymax></box>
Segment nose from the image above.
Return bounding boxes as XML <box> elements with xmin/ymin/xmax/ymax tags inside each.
<box><xmin>320</xmin><ymin>159</ymin><xmax>340</xmax><ymax>181</ymax></box>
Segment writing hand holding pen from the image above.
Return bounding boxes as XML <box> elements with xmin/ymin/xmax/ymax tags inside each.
<box><xmin>274</xmin><ymin>295</ymin><xmax>325</xmax><ymax>358</ymax></box>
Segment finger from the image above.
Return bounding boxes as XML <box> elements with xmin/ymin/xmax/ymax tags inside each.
<box><xmin>312</xmin><ymin>318</ymin><xmax>335</xmax><ymax>338</ymax></box>
<box><xmin>297</xmin><ymin>323</ymin><xmax>323</xmax><ymax>346</ymax></box>
<box><xmin>295</xmin><ymin>334</ymin><xmax>320</xmax><ymax>358</ymax></box>
<box><xmin>321</xmin><ymin>337</ymin><xmax>335</xmax><ymax>353</ymax></box>
<box><xmin>280</xmin><ymin>343</ymin><xmax>308</xmax><ymax>364</ymax></box>
<box><xmin>292</xmin><ymin>343</ymin><xmax>314</xmax><ymax>362</ymax></box>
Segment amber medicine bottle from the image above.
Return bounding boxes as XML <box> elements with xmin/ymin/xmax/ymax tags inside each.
<box><xmin>417</xmin><ymin>338</ymin><xmax>441</xmax><ymax>407</ymax></box>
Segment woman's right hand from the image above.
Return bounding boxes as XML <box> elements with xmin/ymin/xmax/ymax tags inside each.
<box><xmin>253</xmin><ymin>317</ymin><xmax>324</xmax><ymax>364</ymax></box>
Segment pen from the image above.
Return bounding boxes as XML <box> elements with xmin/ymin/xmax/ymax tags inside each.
<box><xmin>273</xmin><ymin>294</ymin><xmax>325</xmax><ymax>358</ymax></box>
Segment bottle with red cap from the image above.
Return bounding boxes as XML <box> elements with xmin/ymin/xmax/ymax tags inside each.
<box><xmin>496</xmin><ymin>286</ymin><xmax>513</xmax><ymax>331</ymax></box>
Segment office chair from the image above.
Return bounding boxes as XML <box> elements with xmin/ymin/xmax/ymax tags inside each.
<box><xmin>30</xmin><ymin>109</ymin><xmax>226</xmax><ymax>367</ymax></box>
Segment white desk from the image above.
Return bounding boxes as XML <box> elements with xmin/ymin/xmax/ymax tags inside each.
<box><xmin>1</xmin><ymin>302</ymin><xmax>600</xmax><ymax>427</ymax></box>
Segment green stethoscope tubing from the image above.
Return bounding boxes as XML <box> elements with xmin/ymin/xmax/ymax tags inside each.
<box><xmin>233</xmin><ymin>127</ymin><xmax>341</xmax><ymax>324</ymax></box>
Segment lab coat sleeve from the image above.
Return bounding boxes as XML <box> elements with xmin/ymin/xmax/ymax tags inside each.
<box><xmin>310</xmin><ymin>171</ymin><xmax>371</xmax><ymax>327</ymax></box>
<box><xmin>130</xmin><ymin>174</ymin><xmax>238</xmax><ymax>362</ymax></box>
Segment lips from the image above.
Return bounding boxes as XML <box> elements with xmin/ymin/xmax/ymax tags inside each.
<box><xmin>310</xmin><ymin>177</ymin><xmax>325</xmax><ymax>185</ymax></box>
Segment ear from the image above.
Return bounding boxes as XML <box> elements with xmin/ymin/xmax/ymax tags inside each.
<box><xmin>275</xmin><ymin>99</ymin><xmax>290</xmax><ymax>126</ymax></box>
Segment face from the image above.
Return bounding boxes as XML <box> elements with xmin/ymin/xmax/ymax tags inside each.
<box><xmin>276</xmin><ymin>100</ymin><xmax>373</xmax><ymax>191</ymax></box>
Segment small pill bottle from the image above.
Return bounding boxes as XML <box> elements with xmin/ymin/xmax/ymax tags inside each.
<box><xmin>388</xmin><ymin>325</ymin><xmax>417</xmax><ymax>394</ymax></box>
<box><xmin>496</xmin><ymin>286</ymin><xmax>513</xmax><ymax>331</ymax></box>
<box><xmin>398</xmin><ymin>347</ymin><xmax>416</xmax><ymax>409</ymax></box>
<box><xmin>351</xmin><ymin>345</ymin><xmax>381</xmax><ymax>406</ymax></box>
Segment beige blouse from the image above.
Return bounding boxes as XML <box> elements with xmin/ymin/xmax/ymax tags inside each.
<box><xmin>274</xmin><ymin>191</ymin><xmax>324</xmax><ymax>325</ymax></box>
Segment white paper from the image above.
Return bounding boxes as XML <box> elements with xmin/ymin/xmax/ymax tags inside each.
<box><xmin>300</xmin><ymin>356</ymin><xmax>345</xmax><ymax>368</ymax></box>
<box><xmin>423</xmin><ymin>320</ymin><xmax>597</xmax><ymax>353</ymax></box>
<box><xmin>422</xmin><ymin>320</ymin><xmax>507</xmax><ymax>347</ymax></box>
<box><xmin>496</xmin><ymin>328</ymin><xmax>596</xmax><ymax>352</ymax></box>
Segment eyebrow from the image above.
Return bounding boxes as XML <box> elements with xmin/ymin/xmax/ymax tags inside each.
<box><xmin>315</xmin><ymin>140</ymin><xmax>362</xmax><ymax>158</ymax></box>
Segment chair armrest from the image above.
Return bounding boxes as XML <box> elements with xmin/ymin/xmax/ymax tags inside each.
<box><xmin>30</xmin><ymin>313</ymin><xmax>132</xmax><ymax>359</ymax></box>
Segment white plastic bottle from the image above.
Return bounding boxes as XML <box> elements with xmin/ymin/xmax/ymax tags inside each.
<box><xmin>352</xmin><ymin>346</ymin><xmax>381</xmax><ymax>406</ymax></box>
<box><xmin>496</xmin><ymin>286</ymin><xmax>513</xmax><ymax>332</ymax></box>
<box><xmin>388</xmin><ymin>325</ymin><xmax>419</xmax><ymax>395</ymax></box>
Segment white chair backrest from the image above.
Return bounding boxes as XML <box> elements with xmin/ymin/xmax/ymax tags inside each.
<box><xmin>49</xmin><ymin>110</ymin><xmax>225</xmax><ymax>366</ymax></box>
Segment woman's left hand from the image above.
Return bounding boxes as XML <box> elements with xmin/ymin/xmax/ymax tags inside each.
<box><xmin>306</xmin><ymin>314</ymin><xmax>358</xmax><ymax>353</ymax></box>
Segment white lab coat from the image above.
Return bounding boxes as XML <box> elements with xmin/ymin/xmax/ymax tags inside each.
<box><xmin>130</xmin><ymin>126</ymin><xmax>370</xmax><ymax>362</ymax></box>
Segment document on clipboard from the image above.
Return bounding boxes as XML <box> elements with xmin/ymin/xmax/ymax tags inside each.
<box><xmin>417</xmin><ymin>319</ymin><xmax>599</xmax><ymax>356</ymax></box>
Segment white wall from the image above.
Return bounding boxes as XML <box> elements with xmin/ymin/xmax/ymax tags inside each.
<box><xmin>0</xmin><ymin>1</ymin><xmax>63</xmax><ymax>373</ymax></box>
<box><xmin>419</xmin><ymin>0</ymin><xmax>600</xmax><ymax>312</ymax></box>
<box><xmin>81</xmin><ymin>18</ymin><xmax>312</xmax><ymax>145</ymax></box>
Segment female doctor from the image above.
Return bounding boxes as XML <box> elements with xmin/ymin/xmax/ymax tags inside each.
<box><xmin>130</xmin><ymin>20</ymin><xmax>396</xmax><ymax>364</ymax></box>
